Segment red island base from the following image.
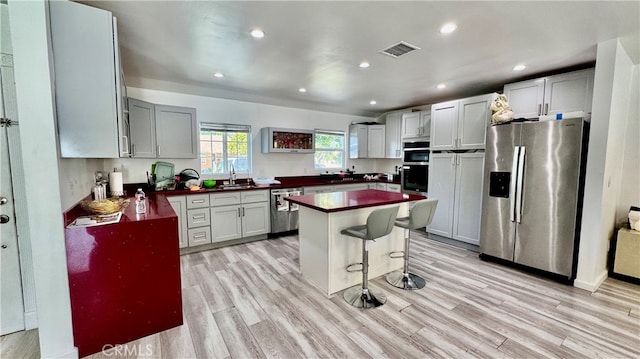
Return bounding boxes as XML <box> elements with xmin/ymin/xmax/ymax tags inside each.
<box><xmin>64</xmin><ymin>194</ymin><xmax>182</xmax><ymax>357</ymax></box>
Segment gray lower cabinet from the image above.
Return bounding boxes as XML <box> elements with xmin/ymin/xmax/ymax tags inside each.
<box><xmin>128</xmin><ymin>98</ymin><xmax>198</xmax><ymax>159</ymax></box>
<box><xmin>210</xmin><ymin>190</ymin><xmax>270</xmax><ymax>243</ymax></box>
<box><xmin>170</xmin><ymin>190</ymin><xmax>270</xmax><ymax>249</ymax></box>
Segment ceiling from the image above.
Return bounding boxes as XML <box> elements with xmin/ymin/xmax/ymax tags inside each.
<box><xmin>78</xmin><ymin>1</ymin><xmax>640</xmax><ymax>118</ymax></box>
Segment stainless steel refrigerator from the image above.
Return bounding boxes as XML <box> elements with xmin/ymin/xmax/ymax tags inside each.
<box><xmin>479</xmin><ymin>118</ymin><xmax>589</xmax><ymax>281</ymax></box>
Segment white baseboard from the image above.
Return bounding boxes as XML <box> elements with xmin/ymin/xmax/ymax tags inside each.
<box><xmin>23</xmin><ymin>310</ymin><xmax>38</xmax><ymax>330</ymax></box>
<box><xmin>574</xmin><ymin>269</ymin><xmax>608</xmax><ymax>292</ymax></box>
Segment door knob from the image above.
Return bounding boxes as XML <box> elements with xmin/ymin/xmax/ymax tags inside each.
<box><xmin>0</xmin><ymin>214</ymin><xmax>10</xmax><ymax>224</ymax></box>
<box><xmin>1</xmin><ymin>244</ymin><xmax>7</xmax><ymax>249</ymax></box>
<box><xmin>0</xmin><ymin>197</ymin><xmax>7</xmax><ymax>205</ymax></box>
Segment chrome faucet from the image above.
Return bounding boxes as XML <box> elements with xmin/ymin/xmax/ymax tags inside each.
<box><xmin>229</xmin><ymin>163</ymin><xmax>236</xmax><ymax>184</ymax></box>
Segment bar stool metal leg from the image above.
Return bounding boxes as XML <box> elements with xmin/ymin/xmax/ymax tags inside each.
<box><xmin>386</xmin><ymin>229</ymin><xmax>426</xmax><ymax>290</ymax></box>
<box><xmin>344</xmin><ymin>239</ymin><xmax>387</xmax><ymax>308</ymax></box>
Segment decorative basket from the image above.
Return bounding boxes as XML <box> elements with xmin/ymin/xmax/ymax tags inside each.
<box><xmin>81</xmin><ymin>198</ymin><xmax>130</xmax><ymax>215</ymax></box>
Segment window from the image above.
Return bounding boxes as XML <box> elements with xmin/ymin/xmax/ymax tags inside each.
<box><xmin>200</xmin><ymin>123</ymin><xmax>251</xmax><ymax>177</ymax></box>
<box><xmin>314</xmin><ymin>130</ymin><xmax>345</xmax><ymax>169</ymax></box>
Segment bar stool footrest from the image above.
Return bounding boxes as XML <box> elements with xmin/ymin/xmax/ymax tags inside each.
<box><xmin>386</xmin><ymin>271</ymin><xmax>426</xmax><ymax>290</ymax></box>
<box><xmin>343</xmin><ymin>286</ymin><xmax>387</xmax><ymax>308</ymax></box>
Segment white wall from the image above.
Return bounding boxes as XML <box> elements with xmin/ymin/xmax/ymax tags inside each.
<box><xmin>104</xmin><ymin>87</ymin><xmax>385</xmax><ymax>183</ymax></box>
<box><xmin>616</xmin><ymin>64</ymin><xmax>640</xmax><ymax>223</ymax></box>
<box><xmin>58</xmin><ymin>158</ymin><xmax>104</xmax><ymax>211</ymax></box>
<box><xmin>576</xmin><ymin>39</ymin><xmax>635</xmax><ymax>292</ymax></box>
<box><xmin>8</xmin><ymin>1</ymin><xmax>77</xmax><ymax>357</ymax></box>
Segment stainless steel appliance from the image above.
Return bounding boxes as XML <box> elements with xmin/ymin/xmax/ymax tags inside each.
<box><xmin>479</xmin><ymin>118</ymin><xmax>589</xmax><ymax>281</ymax></box>
<box><xmin>270</xmin><ymin>188</ymin><xmax>302</xmax><ymax>233</ymax></box>
<box><xmin>401</xmin><ymin>141</ymin><xmax>429</xmax><ymax>196</ymax></box>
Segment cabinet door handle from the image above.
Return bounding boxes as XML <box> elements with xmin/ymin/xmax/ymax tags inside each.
<box><xmin>242</xmin><ymin>207</ymin><xmax>245</xmax><ymax>216</ymax></box>
<box><xmin>538</xmin><ymin>104</ymin><xmax>542</xmax><ymax>116</ymax></box>
<box><xmin>192</xmin><ymin>199</ymin><xmax>205</xmax><ymax>204</ymax></box>
<box><xmin>122</xmin><ymin>135</ymin><xmax>129</xmax><ymax>155</ymax></box>
<box><xmin>193</xmin><ymin>233</ymin><xmax>207</xmax><ymax>239</ymax></box>
<box><xmin>544</xmin><ymin>103</ymin><xmax>549</xmax><ymax>115</ymax></box>
<box><xmin>192</xmin><ymin>214</ymin><xmax>206</xmax><ymax>219</ymax></box>
<box><xmin>131</xmin><ymin>143</ymin><xmax>135</xmax><ymax>157</ymax></box>
<box><xmin>237</xmin><ymin>208</ymin><xmax>241</xmax><ymax>217</ymax></box>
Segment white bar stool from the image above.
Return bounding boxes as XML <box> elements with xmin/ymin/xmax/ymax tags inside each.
<box><xmin>386</xmin><ymin>198</ymin><xmax>438</xmax><ymax>290</ymax></box>
<box><xmin>341</xmin><ymin>205</ymin><xmax>400</xmax><ymax>308</ymax></box>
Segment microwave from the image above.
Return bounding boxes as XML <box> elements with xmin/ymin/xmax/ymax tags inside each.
<box><xmin>403</xmin><ymin>141</ymin><xmax>430</xmax><ymax>164</ymax></box>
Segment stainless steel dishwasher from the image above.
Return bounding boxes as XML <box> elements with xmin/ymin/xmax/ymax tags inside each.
<box><xmin>270</xmin><ymin>188</ymin><xmax>303</xmax><ymax>234</ymax></box>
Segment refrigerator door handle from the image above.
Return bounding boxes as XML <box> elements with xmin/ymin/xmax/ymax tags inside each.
<box><xmin>515</xmin><ymin>146</ymin><xmax>526</xmax><ymax>223</ymax></box>
<box><xmin>510</xmin><ymin>146</ymin><xmax>520</xmax><ymax>222</ymax></box>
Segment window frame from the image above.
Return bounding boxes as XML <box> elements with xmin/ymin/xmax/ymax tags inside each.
<box><xmin>199</xmin><ymin>123</ymin><xmax>252</xmax><ymax>179</ymax></box>
<box><xmin>313</xmin><ymin>129</ymin><xmax>346</xmax><ymax>170</ymax></box>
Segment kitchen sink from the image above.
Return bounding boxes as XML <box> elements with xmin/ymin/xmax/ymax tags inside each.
<box><xmin>218</xmin><ymin>184</ymin><xmax>252</xmax><ymax>190</ymax></box>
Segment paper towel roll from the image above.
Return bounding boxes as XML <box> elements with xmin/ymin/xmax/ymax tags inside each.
<box><xmin>109</xmin><ymin>172</ymin><xmax>124</xmax><ymax>197</ymax></box>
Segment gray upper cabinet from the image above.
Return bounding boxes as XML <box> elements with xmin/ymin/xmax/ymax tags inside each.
<box><xmin>50</xmin><ymin>1</ymin><xmax>128</xmax><ymax>158</ymax></box>
<box><xmin>431</xmin><ymin>93</ymin><xmax>496</xmax><ymax>151</ymax></box>
<box><xmin>503</xmin><ymin>68</ymin><xmax>594</xmax><ymax>119</ymax></box>
<box><xmin>128</xmin><ymin>99</ymin><xmax>197</xmax><ymax>159</ymax></box>
<box><xmin>401</xmin><ymin>110</ymin><xmax>430</xmax><ymax>140</ymax></box>
<box><xmin>128</xmin><ymin>98</ymin><xmax>156</xmax><ymax>158</ymax></box>
<box><xmin>384</xmin><ymin>112</ymin><xmax>402</xmax><ymax>159</ymax></box>
<box><xmin>155</xmin><ymin>105</ymin><xmax>198</xmax><ymax>159</ymax></box>
<box><xmin>349</xmin><ymin>124</ymin><xmax>385</xmax><ymax>159</ymax></box>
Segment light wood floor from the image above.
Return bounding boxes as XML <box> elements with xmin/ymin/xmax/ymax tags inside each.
<box><xmin>3</xmin><ymin>232</ymin><xmax>639</xmax><ymax>358</ymax></box>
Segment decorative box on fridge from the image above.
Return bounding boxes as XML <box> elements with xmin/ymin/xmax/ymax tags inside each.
<box><xmin>261</xmin><ymin>127</ymin><xmax>315</xmax><ymax>153</ymax></box>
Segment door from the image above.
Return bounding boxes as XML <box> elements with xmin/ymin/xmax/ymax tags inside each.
<box><xmin>384</xmin><ymin>113</ymin><xmax>401</xmax><ymax>158</ymax></box>
<box><xmin>128</xmin><ymin>98</ymin><xmax>156</xmax><ymax>158</ymax></box>
<box><xmin>458</xmin><ymin>94</ymin><xmax>494</xmax><ymax>149</ymax></box>
<box><xmin>242</xmin><ymin>202</ymin><xmax>270</xmax><ymax>237</ymax></box>
<box><xmin>479</xmin><ymin>123</ymin><xmax>520</xmax><ymax>259</ymax></box>
<box><xmin>367</xmin><ymin>125</ymin><xmax>385</xmax><ymax>158</ymax></box>
<box><xmin>427</xmin><ymin>153</ymin><xmax>456</xmax><ymax>237</ymax></box>
<box><xmin>503</xmin><ymin>78</ymin><xmax>545</xmax><ymax>119</ymax></box>
<box><xmin>452</xmin><ymin>153</ymin><xmax>485</xmax><ymax>245</ymax></box>
<box><xmin>211</xmin><ymin>205</ymin><xmax>242</xmax><ymax>242</ymax></box>
<box><xmin>544</xmin><ymin>69</ymin><xmax>594</xmax><ymax>116</ymax></box>
<box><xmin>155</xmin><ymin>105</ymin><xmax>197</xmax><ymax>159</ymax></box>
<box><xmin>430</xmin><ymin>101</ymin><xmax>458</xmax><ymax>150</ymax></box>
<box><xmin>1</xmin><ymin>83</ymin><xmax>25</xmax><ymax>335</ymax></box>
<box><xmin>514</xmin><ymin>119</ymin><xmax>584</xmax><ymax>277</ymax></box>
<box><xmin>401</xmin><ymin>112</ymin><xmax>421</xmax><ymax>139</ymax></box>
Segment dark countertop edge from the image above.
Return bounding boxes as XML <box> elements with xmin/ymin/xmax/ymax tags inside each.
<box><xmin>63</xmin><ymin>193</ymin><xmax>177</xmax><ymax>228</ymax></box>
<box><xmin>286</xmin><ymin>190</ymin><xmax>426</xmax><ymax>213</ymax></box>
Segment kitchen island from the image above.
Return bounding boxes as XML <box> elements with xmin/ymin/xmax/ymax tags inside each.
<box><xmin>286</xmin><ymin>189</ymin><xmax>425</xmax><ymax>295</ymax></box>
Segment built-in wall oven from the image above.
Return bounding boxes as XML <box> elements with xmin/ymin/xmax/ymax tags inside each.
<box><xmin>401</xmin><ymin>141</ymin><xmax>429</xmax><ymax>196</ymax></box>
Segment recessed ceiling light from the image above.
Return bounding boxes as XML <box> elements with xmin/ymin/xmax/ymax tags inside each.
<box><xmin>440</xmin><ymin>23</ymin><xmax>457</xmax><ymax>34</ymax></box>
<box><xmin>359</xmin><ymin>62</ymin><xmax>370</xmax><ymax>68</ymax></box>
<box><xmin>250</xmin><ymin>29</ymin><xmax>265</xmax><ymax>39</ymax></box>
<box><xmin>513</xmin><ymin>64</ymin><xmax>527</xmax><ymax>71</ymax></box>
<box><xmin>213</xmin><ymin>72</ymin><xmax>224</xmax><ymax>78</ymax></box>
<box><xmin>369</xmin><ymin>100</ymin><xmax>377</xmax><ymax>105</ymax></box>
<box><xmin>298</xmin><ymin>88</ymin><xmax>307</xmax><ymax>93</ymax></box>
<box><xmin>436</xmin><ymin>83</ymin><xmax>446</xmax><ymax>89</ymax></box>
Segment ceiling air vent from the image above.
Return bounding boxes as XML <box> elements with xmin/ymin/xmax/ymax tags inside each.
<box><xmin>379</xmin><ymin>41</ymin><xmax>421</xmax><ymax>58</ymax></box>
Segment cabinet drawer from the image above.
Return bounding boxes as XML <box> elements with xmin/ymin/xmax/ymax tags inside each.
<box><xmin>186</xmin><ymin>194</ymin><xmax>210</xmax><ymax>209</ymax></box>
<box><xmin>241</xmin><ymin>190</ymin><xmax>269</xmax><ymax>203</ymax></box>
<box><xmin>210</xmin><ymin>192</ymin><xmax>242</xmax><ymax>206</ymax></box>
<box><xmin>187</xmin><ymin>208</ymin><xmax>211</xmax><ymax>228</ymax></box>
<box><xmin>187</xmin><ymin>227</ymin><xmax>211</xmax><ymax>247</ymax></box>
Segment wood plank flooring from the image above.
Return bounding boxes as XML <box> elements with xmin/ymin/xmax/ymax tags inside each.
<box><xmin>2</xmin><ymin>232</ymin><xmax>639</xmax><ymax>358</ymax></box>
